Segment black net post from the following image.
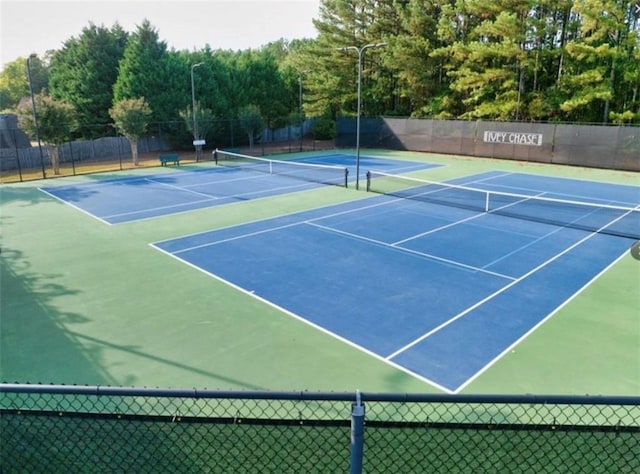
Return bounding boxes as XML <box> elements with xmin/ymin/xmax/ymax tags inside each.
<box><xmin>365</xmin><ymin>171</ymin><xmax>371</xmax><ymax>192</ymax></box>
<box><xmin>213</xmin><ymin>149</ymin><xmax>218</xmax><ymax>164</ymax></box>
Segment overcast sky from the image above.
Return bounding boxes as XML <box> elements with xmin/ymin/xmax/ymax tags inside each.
<box><xmin>1</xmin><ymin>0</ymin><xmax>321</xmax><ymax>69</ymax></box>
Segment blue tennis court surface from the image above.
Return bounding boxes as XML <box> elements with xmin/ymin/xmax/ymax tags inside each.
<box><xmin>153</xmin><ymin>171</ymin><xmax>639</xmax><ymax>392</ymax></box>
<box><xmin>39</xmin><ymin>154</ymin><xmax>435</xmax><ymax>224</ymax></box>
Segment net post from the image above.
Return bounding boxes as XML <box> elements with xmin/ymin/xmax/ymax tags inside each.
<box><xmin>485</xmin><ymin>191</ymin><xmax>490</xmax><ymax>212</ymax></box>
<box><xmin>349</xmin><ymin>390</ymin><xmax>365</xmax><ymax>474</ymax></box>
<box><xmin>365</xmin><ymin>171</ymin><xmax>371</xmax><ymax>192</ymax></box>
<box><xmin>344</xmin><ymin>168</ymin><xmax>349</xmax><ymax>188</ymax></box>
<box><xmin>213</xmin><ymin>149</ymin><xmax>218</xmax><ymax>165</ymax></box>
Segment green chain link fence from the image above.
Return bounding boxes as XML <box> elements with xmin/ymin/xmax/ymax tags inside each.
<box><xmin>1</xmin><ymin>384</ymin><xmax>638</xmax><ymax>473</ymax></box>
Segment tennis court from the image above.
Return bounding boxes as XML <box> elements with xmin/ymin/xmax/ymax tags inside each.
<box><xmin>152</xmin><ymin>169</ymin><xmax>639</xmax><ymax>392</ymax></box>
<box><xmin>39</xmin><ymin>152</ymin><xmax>436</xmax><ymax>224</ymax></box>
<box><xmin>2</xmin><ymin>149</ymin><xmax>638</xmax><ymax>395</ymax></box>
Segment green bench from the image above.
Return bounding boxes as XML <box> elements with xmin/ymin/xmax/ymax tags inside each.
<box><xmin>159</xmin><ymin>153</ymin><xmax>180</xmax><ymax>166</ymax></box>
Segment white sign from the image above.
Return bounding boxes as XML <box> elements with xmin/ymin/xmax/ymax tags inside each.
<box><xmin>483</xmin><ymin>131</ymin><xmax>543</xmax><ymax>146</ymax></box>
<box><xmin>193</xmin><ymin>139</ymin><xmax>206</xmax><ymax>146</ymax></box>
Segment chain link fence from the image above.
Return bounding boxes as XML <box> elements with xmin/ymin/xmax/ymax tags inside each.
<box><xmin>0</xmin><ymin>117</ymin><xmax>327</xmax><ymax>183</ymax></box>
<box><xmin>337</xmin><ymin>118</ymin><xmax>640</xmax><ymax>172</ymax></box>
<box><xmin>1</xmin><ymin>384</ymin><xmax>638</xmax><ymax>473</ymax></box>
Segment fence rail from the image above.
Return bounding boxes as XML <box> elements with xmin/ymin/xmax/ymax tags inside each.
<box><xmin>1</xmin><ymin>384</ymin><xmax>638</xmax><ymax>473</ymax></box>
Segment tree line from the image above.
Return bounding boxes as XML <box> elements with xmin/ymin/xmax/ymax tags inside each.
<box><xmin>1</xmin><ymin>0</ymin><xmax>639</xmax><ymax>153</ymax></box>
<box><xmin>296</xmin><ymin>0</ymin><xmax>639</xmax><ymax>124</ymax></box>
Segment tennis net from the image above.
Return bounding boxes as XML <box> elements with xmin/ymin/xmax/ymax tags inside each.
<box><xmin>214</xmin><ymin>149</ymin><xmax>349</xmax><ymax>188</ymax></box>
<box><xmin>366</xmin><ymin>170</ymin><xmax>640</xmax><ymax>240</ymax></box>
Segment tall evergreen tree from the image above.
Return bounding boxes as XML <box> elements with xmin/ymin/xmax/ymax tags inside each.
<box><xmin>433</xmin><ymin>1</ymin><xmax>532</xmax><ymax>119</ymax></box>
<box><xmin>559</xmin><ymin>0</ymin><xmax>638</xmax><ymax>122</ymax></box>
<box><xmin>5</xmin><ymin>0</ymin><xmax>638</xmax><ymax>128</ymax></box>
<box><xmin>387</xmin><ymin>0</ymin><xmax>447</xmax><ymax>117</ymax></box>
<box><xmin>113</xmin><ymin>20</ymin><xmax>181</xmax><ymax>123</ymax></box>
<box><xmin>299</xmin><ymin>0</ymin><xmax>390</xmax><ymax>118</ymax></box>
<box><xmin>186</xmin><ymin>46</ymin><xmax>233</xmax><ymax>119</ymax></box>
<box><xmin>49</xmin><ymin>23</ymin><xmax>127</xmax><ymax>138</ymax></box>
<box><xmin>238</xmin><ymin>48</ymin><xmax>290</xmax><ymax>126</ymax></box>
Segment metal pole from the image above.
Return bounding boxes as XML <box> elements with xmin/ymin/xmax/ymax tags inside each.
<box><xmin>299</xmin><ymin>75</ymin><xmax>303</xmax><ymax>152</ymax></box>
<box><xmin>349</xmin><ymin>390</ymin><xmax>365</xmax><ymax>474</ymax></box>
<box><xmin>191</xmin><ymin>62</ymin><xmax>204</xmax><ymax>160</ymax></box>
<box><xmin>26</xmin><ymin>54</ymin><xmax>46</xmax><ymax>179</ymax></box>
<box><xmin>337</xmin><ymin>43</ymin><xmax>386</xmax><ymax>190</ymax></box>
<box><xmin>355</xmin><ymin>49</ymin><xmax>362</xmax><ymax>190</ymax></box>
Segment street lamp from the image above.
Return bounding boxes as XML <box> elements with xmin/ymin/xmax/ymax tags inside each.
<box><xmin>26</xmin><ymin>54</ymin><xmax>46</xmax><ymax>178</ymax></box>
<box><xmin>337</xmin><ymin>42</ymin><xmax>386</xmax><ymax>190</ymax></box>
<box><xmin>191</xmin><ymin>62</ymin><xmax>204</xmax><ymax>160</ymax></box>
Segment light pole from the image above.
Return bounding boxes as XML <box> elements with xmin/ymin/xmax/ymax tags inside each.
<box><xmin>298</xmin><ymin>72</ymin><xmax>309</xmax><ymax>151</ymax></box>
<box><xmin>298</xmin><ymin>75</ymin><xmax>304</xmax><ymax>151</ymax></box>
<box><xmin>26</xmin><ymin>54</ymin><xmax>46</xmax><ymax>179</ymax></box>
<box><xmin>337</xmin><ymin>42</ymin><xmax>386</xmax><ymax>190</ymax></box>
<box><xmin>191</xmin><ymin>62</ymin><xmax>204</xmax><ymax>160</ymax></box>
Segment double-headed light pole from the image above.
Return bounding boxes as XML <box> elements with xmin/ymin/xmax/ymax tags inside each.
<box><xmin>337</xmin><ymin>42</ymin><xmax>386</xmax><ymax>190</ymax></box>
<box><xmin>190</xmin><ymin>62</ymin><xmax>204</xmax><ymax>160</ymax></box>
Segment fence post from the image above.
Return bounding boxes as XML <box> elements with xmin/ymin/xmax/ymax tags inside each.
<box><xmin>349</xmin><ymin>390</ymin><xmax>365</xmax><ymax>474</ymax></box>
<box><xmin>12</xmin><ymin>129</ymin><xmax>24</xmax><ymax>182</ymax></box>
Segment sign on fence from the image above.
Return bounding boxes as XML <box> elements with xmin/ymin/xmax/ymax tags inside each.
<box><xmin>483</xmin><ymin>131</ymin><xmax>543</xmax><ymax>146</ymax></box>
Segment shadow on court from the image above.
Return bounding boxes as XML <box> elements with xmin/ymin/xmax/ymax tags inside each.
<box><xmin>0</xmin><ymin>246</ymin><xmax>265</xmax><ymax>390</ymax></box>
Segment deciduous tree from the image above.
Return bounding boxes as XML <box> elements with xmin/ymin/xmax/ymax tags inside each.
<box><xmin>237</xmin><ymin>104</ymin><xmax>264</xmax><ymax>150</ymax></box>
<box><xmin>0</xmin><ymin>55</ymin><xmax>48</xmax><ymax>110</ymax></box>
<box><xmin>16</xmin><ymin>93</ymin><xmax>75</xmax><ymax>175</ymax></box>
<box><xmin>109</xmin><ymin>97</ymin><xmax>151</xmax><ymax>165</ymax></box>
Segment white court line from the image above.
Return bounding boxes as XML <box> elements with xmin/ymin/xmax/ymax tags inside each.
<box><xmin>306</xmin><ymin>222</ymin><xmax>516</xmax><ymax>281</ymax></box>
<box><xmin>104</xmin><ymin>197</ymin><xmax>220</xmax><ymax>220</ymax></box>
<box><xmin>38</xmin><ymin>187</ymin><xmax>113</xmax><ymax>225</ymax></box>
<box><xmin>479</xmin><ymin>196</ymin><xmax>609</xmax><ymax>271</ymax></box>
<box><xmin>391</xmin><ymin>179</ymin><xmax>542</xmax><ymax>246</ymax></box>
<box><xmin>157</xmin><ymin>171</ymin><xmax>518</xmax><ymax>249</ymax></box>
<box><xmin>143</xmin><ymin>177</ymin><xmax>220</xmax><ymax>199</ymax></box>
<box><xmin>149</xmin><ymin>242</ymin><xmax>455</xmax><ymax>394</ymax></box>
<box><xmin>39</xmin><ymin>167</ymin><xmax>319</xmax><ymax>224</ymax></box>
<box><xmin>181</xmin><ymin>172</ymin><xmax>278</xmax><ymax>188</ymax></box>
<box><xmin>167</xmin><ymin>188</ymin><xmax>505</xmax><ymax>260</ymax></box>
<box><xmin>455</xmin><ymin>247</ymin><xmax>633</xmax><ymax>393</ymax></box>
<box><xmin>103</xmin><ymin>180</ymin><xmax>315</xmax><ymax>221</ymax></box>
<box><xmin>479</xmin><ymin>176</ymin><xmax>640</xmax><ymax>205</ymax></box>
<box><xmin>173</xmin><ymin>220</ymin><xmax>307</xmax><ymax>254</ymax></box>
<box><xmin>392</xmin><ymin>209</ymin><xmax>485</xmax><ymax>246</ymax></box>
<box><xmin>384</xmin><ymin>207</ymin><xmax>638</xmax><ymax>364</ymax></box>
<box><xmin>166</xmin><ymin>197</ymin><xmax>405</xmax><ymax>253</ymax></box>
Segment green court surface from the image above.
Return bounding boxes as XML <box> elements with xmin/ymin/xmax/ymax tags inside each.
<box><xmin>1</xmin><ymin>150</ymin><xmax>639</xmax><ymax>395</ymax></box>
